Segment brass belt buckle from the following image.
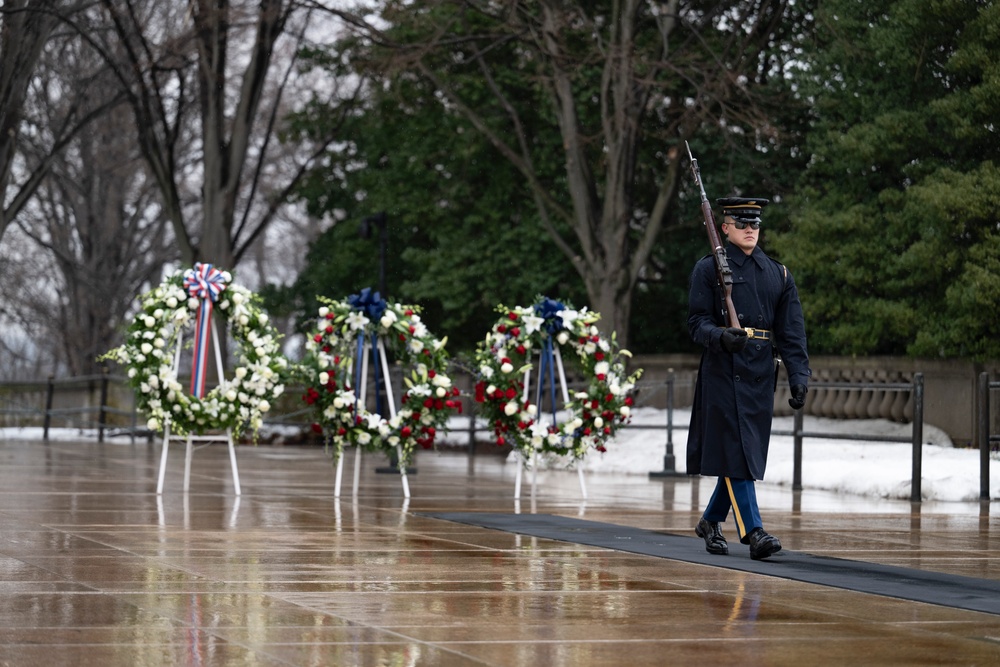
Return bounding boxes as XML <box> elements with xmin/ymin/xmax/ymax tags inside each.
<box><xmin>744</xmin><ymin>327</ymin><xmax>758</xmax><ymax>339</ymax></box>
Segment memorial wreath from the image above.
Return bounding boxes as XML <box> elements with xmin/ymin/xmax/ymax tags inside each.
<box><xmin>473</xmin><ymin>298</ymin><xmax>642</xmax><ymax>462</ymax></box>
<box><xmin>102</xmin><ymin>264</ymin><xmax>287</xmax><ymax>439</ymax></box>
<box><xmin>300</xmin><ymin>289</ymin><xmax>461</xmax><ymax>467</ymax></box>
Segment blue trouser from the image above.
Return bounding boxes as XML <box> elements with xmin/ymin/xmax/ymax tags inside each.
<box><xmin>702</xmin><ymin>477</ymin><xmax>762</xmax><ymax>544</ymax></box>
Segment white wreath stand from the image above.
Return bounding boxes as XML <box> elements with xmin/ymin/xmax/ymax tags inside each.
<box><xmin>333</xmin><ymin>336</ymin><xmax>410</xmax><ymax>499</ymax></box>
<box><xmin>513</xmin><ymin>345</ymin><xmax>587</xmax><ymax>500</ymax></box>
<box><xmin>156</xmin><ymin>320</ymin><xmax>241</xmax><ymax>496</ymax></box>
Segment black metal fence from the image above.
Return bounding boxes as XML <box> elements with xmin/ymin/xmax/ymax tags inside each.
<box><xmin>2</xmin><ymin>368</ymin><xmax>996</xmax><ymax>502</ymax></box>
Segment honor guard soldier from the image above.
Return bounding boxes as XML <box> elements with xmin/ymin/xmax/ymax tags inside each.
<box><xmin>687</xmin><ymin>197</ymin><xmax>811</xmax><ymax>560</ymax></box>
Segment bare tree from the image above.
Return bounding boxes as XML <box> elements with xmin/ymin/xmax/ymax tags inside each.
<box><xmin>6</xmin><ymin>25</ymin><xmax>175</xmax><ymax>376</ymax></box>
<box><xmin>0</xmin><ymin>0</ymin><xmax>93</xmax><ymax>243</ymax></box>
<box><xmin>58</xmin><ymin>0</ymin><xmax>362</xmax><ymax>273</ymax></box>
<box><xmin>325</xmin><ymin>0</ymin><xmax>809</xmax><ymax>345</ymax></box>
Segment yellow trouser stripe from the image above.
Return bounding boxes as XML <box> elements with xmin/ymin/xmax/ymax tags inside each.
<box><xmin>724</xmin><ymin>477</ymin><xmax>747</xmax><ymax>539</ymax></box>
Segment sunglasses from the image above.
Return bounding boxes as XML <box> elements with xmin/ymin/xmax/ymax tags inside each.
<box><xmin>729</xmin><ymin>220</ymin><xmax>760</xmax><ymax>230</ymax></box>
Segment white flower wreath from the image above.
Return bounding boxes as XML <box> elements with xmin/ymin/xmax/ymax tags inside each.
<box><xmin>102</xmin><ymin>265</ymin><xmax>288</xmax><ymax>439</ymax></box>
<box><xmin>299</xmin><ymin>289</ymin><xmax>461</xmax><ymax>467</ymax></box>
<box><xmin>473</xmin><ymin>297</ymin><xmax>642</xmax><ymax>462</ymax></box>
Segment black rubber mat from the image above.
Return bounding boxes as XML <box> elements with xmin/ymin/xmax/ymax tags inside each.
<box><xmin>421</xmin><ymin>512</ymin><xmax>1000</xmax><ymax>616</ymax></box>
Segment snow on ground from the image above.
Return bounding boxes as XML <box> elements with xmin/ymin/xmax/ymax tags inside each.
<box><xmin>3</xmin><ymin>407</ymin><xmax>997</xmax><ymax>503</ymax></box>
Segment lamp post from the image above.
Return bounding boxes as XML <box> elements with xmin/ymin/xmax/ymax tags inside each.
<box><xmin>359</xmin><ymin>212</ymin><xmax>414</xmax><ymax>475</ymax></box>
<box><xmin>358</xmin><ymin>211</ymin><xmax>387</xmax><ymax>297</ymax></box>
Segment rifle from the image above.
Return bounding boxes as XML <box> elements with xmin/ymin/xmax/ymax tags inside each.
<box><xmin>684</xmin><ymin>141</ymin><xmax>741</xmax><ymax>330</ymax></box>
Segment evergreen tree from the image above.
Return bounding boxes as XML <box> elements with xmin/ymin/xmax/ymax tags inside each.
<box><xmin>773</xmin><ymin>0</ymin><xmax>1000</xmax><ymax>360</ymax></box>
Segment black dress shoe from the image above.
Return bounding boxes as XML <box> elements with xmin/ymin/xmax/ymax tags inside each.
<box><xmin>748</xmin><ymin>528</ymin><xmax>782</xmax><ymax>560</ymax></box>
<box><xmin>695</xmin><ymin>518</ymin><xmax>728</xmax><ymax>555</ymax></box>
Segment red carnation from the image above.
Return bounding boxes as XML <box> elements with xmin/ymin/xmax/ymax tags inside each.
<box><xmin>497</xmin><ymin>324</ymin><xmax>507</xmax><ymax>334</ymax></box>
<box><xmin>508</xmin><ymin>312</ymin><xmax>518</xmax><ymax>321</ymax></box>
<box><xmin>505</xmin><ymin>387</ymin><xmax>516</xmax><ymax>399</ymax></box>
<box><xmin>401</xmin><ymin>426</ymin><xmax>412</xmax><ymax>438</ymax></box>
<box><xmin>311</xmin><ymin>423</ymin><xmax>323</xmax><ymax>434</ymax></box>
<box><xmin>428</xmin><ymin>369</ymin><xmax>436</xmax><ymax>378</ymax></box>
<box><xmin>594</xmin><ymin>351</ymin><xmax>605</xmax><ymax>361</ymax></box>
<box><xmin>510</xmin><ymin>327</ymin><xmax>520</xmax><ymax>336</ymax></box>
<box><xmin>325</xmin><ymin>325</ymin><xmax>334</xmax><ymax>334</ymax></box>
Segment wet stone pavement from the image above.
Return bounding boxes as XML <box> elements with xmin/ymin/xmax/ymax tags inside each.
<box><xmin>0</xmin><ymin>437</ymin><xmax>998</xmax><ymax>666</ymax></box>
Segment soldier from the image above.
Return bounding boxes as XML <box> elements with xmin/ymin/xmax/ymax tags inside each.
<box><xmin>687</xmin><ymin>197</ymin><xmax>811</xmax><ymax>560</ymax></box>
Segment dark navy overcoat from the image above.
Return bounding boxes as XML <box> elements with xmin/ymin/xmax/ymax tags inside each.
<box><xmin>686</xmin><ymin>242</ymin><xmax>811</xmax><ymax>480</ymax></box>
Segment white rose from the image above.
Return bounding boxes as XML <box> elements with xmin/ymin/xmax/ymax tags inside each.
<box><xmin>620</xmin><ymin>405</ymin><xmax>631</xmax><ymax>417</ymax></box>
<box><xmin>258</xmin><ymin>313</ymin><xmax>269</xmax><ymax>325</ymax></box>
<box><xmin>226</xmin><ymin>390</ymin><xmax>238</xmax><ymax>401</ymax></box>
<box><xmin>503</xmin><ymin>402</ymin><xmax>519</xmax><ymax>417</ymax></box>
<box><xmin>144</xmin><ymin>315</ymin><xmax>156</xmax><ymax>328</ymax></box>
<box><xmin>232</xmin><ymin>292</ymin><xmax>244</xmax><ymax>305</ymax></box>
<box><xmin>557</xmin><ymin>331</ymin><xmax>570</xmax><ymax>345</ymax></box>
<box><xmin>319</xmin><ymin>371</ymin><xmax>330</xmax><ymax>385</ymax></box>
<box><xmin>318</xmin><ymin>306</ymin><xmax>329</xmax><ymax>318</ymax></box>
<box><xmin>140</xmin><ymin>343</ymin><xmax>153</xmax><ymax>355</ymax></box>
<box><xmin>146</xmin><ymin>417</ymin><xmax>159</xmax><ymax>431</ymax></box>
<box><xmin>187</xmin><ymin>298</ymin><xmax>199</xmax><ymax>310</ymax></box>
<box><xmin>500</xmin><ymin>362</ymin><xmax>514</xmax><ymax>374</ymax></box>
<box><xmin>166</xmin><ymin>297</ymin><xmax>178</xmax><ymax>308</ymax></box>
<box><xmin>235</xmin><ymin>367</ymin><xmax>248</xmax><ymax>379</ymax></box>
<box><xmin>239</xmin><ymin>315</ymin><xmax>250</xmax><ymax>326</ymax></box>
<box><xmin>436</xmin><ymin>387</ymin><xmax>447</xmax><ymax>398</ymax></box>
<box><xmin>594</xmin><ymin>417</ymin><xmax>604</xmax><ymax>428</ymax></box>
<box><xmin>257</xmin><ymin>400</ymin><xmax>270</xmax><ymax>413</ymax></box>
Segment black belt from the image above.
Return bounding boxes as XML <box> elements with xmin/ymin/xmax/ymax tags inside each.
<box><xmin>743</xmin><ymin>327</ymin><xmax>771</xmax><ymax>341</ymax></box>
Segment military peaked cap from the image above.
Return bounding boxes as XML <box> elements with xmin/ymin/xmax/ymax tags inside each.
<box><xmin>717</xmin><ymin>197</ymin><xmax>769</xmax><ymax>225</ymax></box>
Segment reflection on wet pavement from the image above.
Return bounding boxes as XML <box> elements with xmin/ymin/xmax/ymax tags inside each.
<box><xmin>0</xmin><ymin>438</ymin><xmax>997</xmax><ymax>666</ymax></box>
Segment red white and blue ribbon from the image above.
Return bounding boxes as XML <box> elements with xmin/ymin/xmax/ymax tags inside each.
<box><xmin>182</xmin><ymin>263</ymin><xmax>228</xmax><ymax>398</ymax></box>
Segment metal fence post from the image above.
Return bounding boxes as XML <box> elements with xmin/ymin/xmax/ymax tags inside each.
<box><xmin>910</xmin><ymin>373</ymin><xmax>924</xmax><ymax>503</ymax></box>
<box><xmin>979</xmin><ymin>372</ymin><xmax>990</xmax><ymax>501</ymax></box>
<box><xmin>792</xmin><ymin>408</ymin><xmax>803</xmax><ymax>491</ymax></box>
<box><xmin>649</xmin><ymin>370</ymin><xmax>681</xmax><ymax>478</ymax></box>
<box><xmin>43</xmin><ymin>375</ymin><xmax>55</xmax><ymax>441</ymax></box>
<box><xmin>98</xmin><ymin>367</ymin><xmax>109</xmax><ymax>443</ymax></box>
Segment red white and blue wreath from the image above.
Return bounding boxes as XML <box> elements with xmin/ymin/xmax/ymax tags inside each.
<box><xmin>473</xmin><ymin>297</ymin><xmax>642</xmax><ymax>462</ymax></box>
<box><xmin>102</xmin><ymin>264</ymin><xmax>288</xmax><ymax>439</ymax></box>
<box><xmin>300</xmin><ymin>288</ymin><xmax>461</xmax><ymax>467</ymax></box>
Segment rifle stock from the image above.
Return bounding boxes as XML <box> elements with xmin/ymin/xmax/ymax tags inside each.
<box><xmin>685</xmin><ymin>142</ymin><xmax>741</xmax><ymax>330</ymax></box>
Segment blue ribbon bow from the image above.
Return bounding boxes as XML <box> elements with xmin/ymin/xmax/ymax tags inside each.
<box><xmin>534</xmin><ymin>297</ymin><xmax>566</xmax><ymax>334</ymax></box>
<box><xmin>348</xmin><ymin>287</ymin><xmax>387</xmax><ymax>321</ymax></box>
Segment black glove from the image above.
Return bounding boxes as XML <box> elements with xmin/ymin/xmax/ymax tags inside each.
<box><xmin>788</xmin><ymin>384</ymin><xmax>807</xmax><ymax>410</ymax></box>
<box><xmin>719</xmin><ymin>327</ymin><xmax>748</xmax><ymax>353</ymax></box>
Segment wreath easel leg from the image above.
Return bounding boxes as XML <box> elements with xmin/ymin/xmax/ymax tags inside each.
<box><xmin>157</xmin><ymin>319</ymin><xmax>243</xmax><ymax>496</ymax></box>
